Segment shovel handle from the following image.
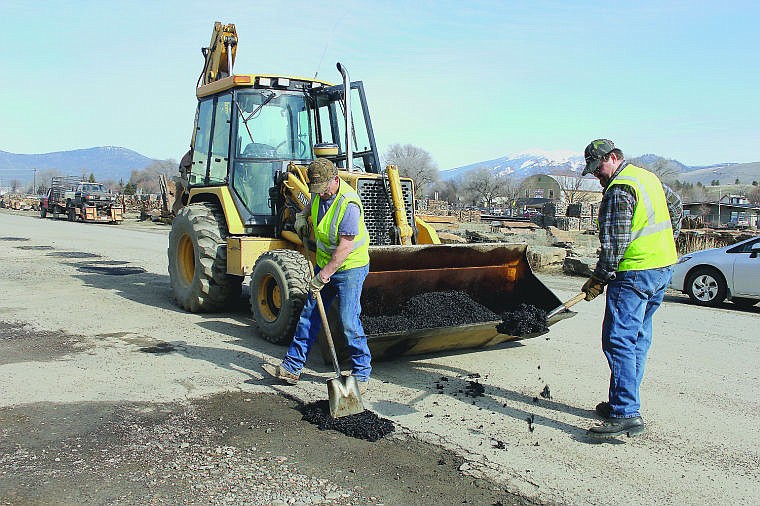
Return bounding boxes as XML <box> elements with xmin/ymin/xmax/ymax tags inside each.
<box><xmin>547</xmin><ymin>292</ymin><xmax>587</xmax><ymax>319</ymax></box>
<box><xmin>308</xmin><ymin>261</ymin><xmax>342</xmax><ymax>379</ymax></box>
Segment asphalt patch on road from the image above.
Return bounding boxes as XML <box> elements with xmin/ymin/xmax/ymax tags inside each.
<box><xmin>0</xmin><ymin>391</ymin><xmax>530</xmax><ymax>505</ymax></box>
<box><xmin>138</xmin><ymin>342</ymin><xmax>176</xmax><ymax>354</ymax></box>
<box><xmin>15</xmin><ymin>245</ymin><xmax>54</xmax><ymax>250</ymax></box>
<box><xmin>497</xmin><ymin>303</ymin><xmax>549</xmax><ymax>336</ymax></box>
<box><xmin>0</xmin><ymin>236</ymin><xmax>29</xmax><ymax>241</ymax></box>
<box><xmin>77</xmin><ymin>264</ymin><xmax>147</xmax><ymax>276</ymax></box>
<box><xmin>361</xmin><ymin>291</ymin><xmax>499</xmax><ymax>335</ymax></box>
<box><xmin>0</xmin><ymin>321</ymin><xmax>89</xmax><ymax>365</ymax></box>
<box><xmin>47</xmin><ymin>251</ymin><xmax>102</xmax><ymax>259</ymax></box>
<box><xmin>301</xmin><ymin>400</ymin><xmax>395</xmax><ymax>442</ymax></box>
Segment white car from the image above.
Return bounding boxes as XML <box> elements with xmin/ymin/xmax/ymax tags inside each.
<box><xmin>670</xmin><ymin>235</ymin><xmax>760</xmax><ymax>307</ymax></box>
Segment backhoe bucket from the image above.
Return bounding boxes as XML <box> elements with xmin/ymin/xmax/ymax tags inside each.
<box><xmin>322</xmin><ymin>243</ymin><xmax>574</xmax><ymax>361</ymax></box>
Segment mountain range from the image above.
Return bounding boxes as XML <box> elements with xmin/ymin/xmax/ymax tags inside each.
<box><xmin>1</xmin><ymin>146</ymin><xmax>758</xmax><ymax>188</ymax></box>
<box><xmin>0</xmin><ymin>147</ymin><xmax>160</xmax><ymax>184</ymax></box>
<box><xmin>440</xmin><ymin>151</ymin><xmax>759</xmax><ymax>186</ymax></box>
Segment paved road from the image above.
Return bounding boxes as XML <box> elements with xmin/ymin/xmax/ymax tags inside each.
<box><xmin>1</xmin><ymin>211</ymin><xmax>759</xmax><ymax>505</ymax></box>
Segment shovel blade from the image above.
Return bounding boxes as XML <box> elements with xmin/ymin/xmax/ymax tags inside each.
<box><xmin>327</xmin><ymin>375</ymin><xmax>364</xmax><ymax>418</ymax></box>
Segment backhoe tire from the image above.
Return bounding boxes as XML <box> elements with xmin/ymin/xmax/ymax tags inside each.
<box><xmin>168</xmin><ymin>202</ymin><xmax>242</xmax><ymax>312</ymax></box>
<box><xmin>250</xmin><ymin>249</ymin><xmax>310</xmax><ymax>344</ymax></box>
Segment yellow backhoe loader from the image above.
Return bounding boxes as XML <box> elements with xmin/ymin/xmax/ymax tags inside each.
<box><xmin>167</xmin><ymin>22</ymin><xmax>572</xmax><ymax>360</ymax></box>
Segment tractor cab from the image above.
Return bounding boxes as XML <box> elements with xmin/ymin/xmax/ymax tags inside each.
<box><xmin>184</xmin><ymin>76</ymin><xmax>380</xmax><ymax>234</ymax></box>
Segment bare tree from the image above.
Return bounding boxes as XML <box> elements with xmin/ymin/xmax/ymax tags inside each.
<box><xmin>129</xmin><ymin>159</ymin><xmax>178</xmax><ymax>194</ymax></box>
<box><xmin>461</xmin><ymin>167</ymin><xmax>513</xmax><ymax>209</ymax></box>
<box><xmin>554</xmin><ymin>175</ymin><xmax>597</xmax><ymax>204</ymax></box>
<box><xmin>34</xmin><ymin>169</ymin><xmax>65</xmax><ymax>194</ymax></box>
<box><xmin>382</xmin><ymin>143</ymin><xmax>439</xmax><ymax>196</ymax></box>
<box><xmin>749</xmin><ymin>186</ymin><xmax>760</xmax><ymax>206</ymax></box>
<box><xmin>430</xmin><ymin>178</ymin><xmax>461</xmax><ymax>204</ymax></box>
<box><xmin>649</xmin><ymin>159</ymin><xmax>681</xmax><ymax>183</ymax></box>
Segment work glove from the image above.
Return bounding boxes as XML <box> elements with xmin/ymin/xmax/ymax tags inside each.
<box><xmin>582</xmin><ymin>274</ymin><xmax>607</xmax><ymax>301</ymax></box>
<box><xmin>294</xmin><ymin>213</ymin><xmax>309</xmax><ymax>239</ymax></box>
<box><xmin>309</xmin><ymin>272</ymin><xmax>328</xmax><ymax>293</ymax></box>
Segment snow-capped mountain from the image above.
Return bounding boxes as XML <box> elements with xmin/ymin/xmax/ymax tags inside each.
<box><xmin>440</xmin><ymin>150</ymin><xmax>585</xmax><ymax>181</ymax></box>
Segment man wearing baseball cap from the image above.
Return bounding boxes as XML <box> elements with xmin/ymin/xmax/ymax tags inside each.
<box><xmin>581</xmin><ymin>139</ymin><xmax>683</xmax><ymax>438</ymax></box>
<box><xmin>263</xmin><ymin>158</ymin><xmax>372</xmax><ymax>392</ymax></box>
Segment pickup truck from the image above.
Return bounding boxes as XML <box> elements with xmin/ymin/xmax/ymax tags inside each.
<box><xmin>40</xmin><ymin>177</ymin><xmax>123</xmax><ymax>223</ymax></box>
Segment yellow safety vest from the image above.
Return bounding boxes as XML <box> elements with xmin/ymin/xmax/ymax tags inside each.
<box><xmin>606</xmin><ymin>164</ymin><xmax>678</xmax><ymax>271</ymax></box>
<box><xmin>311</xmin><ymin>179</ymin><xmax>370</xmax><ymax>270</ymax></box>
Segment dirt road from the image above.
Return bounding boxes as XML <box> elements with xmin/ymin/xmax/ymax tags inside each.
<box><xmin>1</xmin><ymin>211</ymin><xmax>759</xmax><ymax>505</ymax></box>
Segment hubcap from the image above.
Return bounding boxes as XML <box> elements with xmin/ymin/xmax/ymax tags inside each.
<box><xmin>692</xmin><ymin>274</ymin><xmax>718</xmax><ymax>302</ymax></box>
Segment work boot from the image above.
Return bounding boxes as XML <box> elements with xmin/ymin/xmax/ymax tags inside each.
<box><xmin>261</xmin><ymin>364</ymin><xmax>299</xmax><ymax>385</ymax></box>
<box><xmin>587</xmin><ymin>416</ymin><xmax>645</xmax><ymax>438</ymax></box>
<box><xmin>595</xmin><ymin>401</ymin><xmax>612</xmax><ymax>419</ymax></box>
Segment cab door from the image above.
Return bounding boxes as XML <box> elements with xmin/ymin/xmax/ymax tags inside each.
<box><xmin>310</xmin><ymin>81</ymin><xmax>381</xmax><ymax>173</ymax></box>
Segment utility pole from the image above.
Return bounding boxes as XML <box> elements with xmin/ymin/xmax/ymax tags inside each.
<box><xmin>712</xmin><ymin>170</ymin><xmax>724</xmax><ymax>227</ymax></box>
<box><xmin>33</xmin><ymin>168</ymin><xmax>37</xmax><ymax>195</ymax></box>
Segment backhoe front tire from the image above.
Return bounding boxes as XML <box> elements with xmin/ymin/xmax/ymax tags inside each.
<box><xmin>250</xmin><ymin>250</ymin><xmax>310</xmax><ymax>344</ymax></box>
<box><xmin>168</xmin><ymin>202</ymin><xmax>242</xmax><ymax>312</ymax></box>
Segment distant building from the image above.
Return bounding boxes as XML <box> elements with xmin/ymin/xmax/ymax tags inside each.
<box><xmin>682</xmin><ymin>194</ymin><xmax>760</xmax><ymax>228</ymax></box>
<box><xmin>518</xmin><ymin>174</ymin><xmax>602</xmax><ymax>207</ymax></box>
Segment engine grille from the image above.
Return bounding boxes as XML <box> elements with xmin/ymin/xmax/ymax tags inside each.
<box><xmin>355</xmin><ymin>177</ymin><xmax>415</xmax><ymax>246</ymax></box>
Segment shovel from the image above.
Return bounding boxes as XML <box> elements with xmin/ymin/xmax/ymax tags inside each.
<box><xmin>307</xmin><ymin>261</ymin><xmax>365</xmax><ymax>418</ymax></box>
<box><xmin>547</xmin><ymin>292</ymin><xmax>587</xmax><ymax>319</ymax></box>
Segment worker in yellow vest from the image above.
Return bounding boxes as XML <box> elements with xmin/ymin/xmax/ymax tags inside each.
<box><xmin>581</xmin><ymin>139</ymin><xmax>682</xmax><ymax>438</ymax></box>
<box><xmin>263</xmin><ymin>158</ymin><xmax>372</xmax><ymax>392</ymax></box>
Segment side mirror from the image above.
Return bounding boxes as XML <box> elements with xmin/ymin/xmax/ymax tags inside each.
<box><xmin>751</xmin><ymin>242</ymin><xmax>760</xmax><ymax>258</ymax></box>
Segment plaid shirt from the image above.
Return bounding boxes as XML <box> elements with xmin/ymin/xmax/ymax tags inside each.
<box><xmin>595</xmin><ymin>161</ymin><xmax>683</xmax><ymax>280</ymax></box>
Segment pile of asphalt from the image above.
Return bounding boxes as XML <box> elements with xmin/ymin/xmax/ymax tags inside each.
<box><xmin>496</xmin><ymin>303</ymin><xmax>549</xmax><ymax>336</ymax></box>
<box><xmin>301</xmin><ymin>400</ymin><xmax>395</xmax><ymax>442</ymax></box>
<box><xmin>361</xmin><ymin>291</ymin><xmax>499</xmax><ymax>335</ymax></box>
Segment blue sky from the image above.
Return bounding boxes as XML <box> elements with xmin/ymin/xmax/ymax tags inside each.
<box><xmin>1</xmin><ymin>0</ymin><xmax>759</xmax><ymax>172</ymax></box>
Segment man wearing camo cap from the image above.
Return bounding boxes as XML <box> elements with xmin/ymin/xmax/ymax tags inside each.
<box><xmin>263</xmin><ymin>158</ymin><xmax>372</xmax><ymax>392</ymax></box>
<box><xmin>581</xmin><ymin>139</ymin><xmax>682</xmax><ymax>438</ymax></box>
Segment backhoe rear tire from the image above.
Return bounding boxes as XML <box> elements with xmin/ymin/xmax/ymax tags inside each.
<box><xmin>250</xmin><ymin>249</ymin><xmax>310</xmax><ymax>344</ymax></box>
<box><xmin>168</xmin><ymin>202</ymin><xmax>242</xmax><ymax>312</ymax></box>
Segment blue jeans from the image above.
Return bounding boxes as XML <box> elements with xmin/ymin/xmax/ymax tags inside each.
<box><xmin>281</xmin><ymin>264</ymin><xmax>371</xmax><ymax>381</ymax></box>
<box><xmin>602</xmin><ymin>266</ymin><xmax>673</xmax><ymax>418</ymax></box>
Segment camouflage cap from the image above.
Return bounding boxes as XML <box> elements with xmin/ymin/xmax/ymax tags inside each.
<box><xmin>582</xmin><ymin>139</ymin><xmax>615</xmax><ymax>176</ymax></box>
<box><xmin>307</xmin><ymin>158</ymin><xmax>338</xmax><ymax>193</ymax></box>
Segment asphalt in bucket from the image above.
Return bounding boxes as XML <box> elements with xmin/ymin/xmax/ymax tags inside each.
<box><xmin>361</xmin><ymin>291</ymin><xmax>499</xmax><ymax>335</ymax></box>
<box><xmin>301</xmin><ymin>400</ymin><xmax>395</xmax><ymax>442</ymax></box>
<box><xmin>497</xmin><ymin>303</ymin><xmax>549</xmax><ymax>336</ymax></box>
